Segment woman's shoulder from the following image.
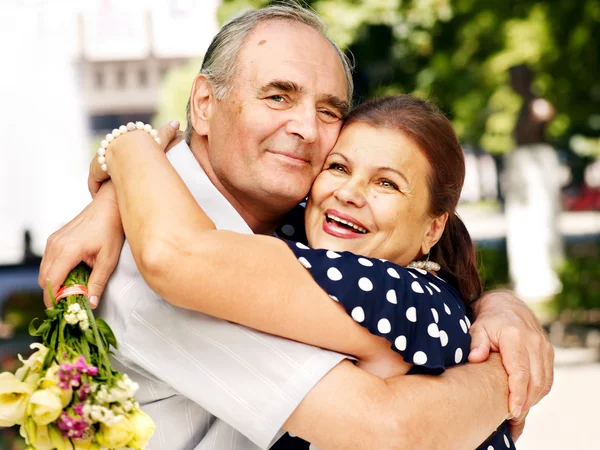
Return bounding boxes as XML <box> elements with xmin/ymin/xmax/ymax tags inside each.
<box><xmin>284</xmin><ymin>240</ymin><xmax>465</xmax><ymax>309</ymax></box>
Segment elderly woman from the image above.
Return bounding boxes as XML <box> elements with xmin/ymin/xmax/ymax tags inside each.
<box><xmin>87</xmin><ymin>95</ymin><xmax>515</xmax><ymax>449</ymax></box>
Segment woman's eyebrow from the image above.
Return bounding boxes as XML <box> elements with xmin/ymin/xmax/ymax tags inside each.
<box><xmin>378</xmin><ymin>166</ymin><xmax>409</xmax><ymax>184</ymax></box>
<box><xmin>327</xmin><ymin>152</ymin><xmax>349</xmax><ymax>161</ymax></box>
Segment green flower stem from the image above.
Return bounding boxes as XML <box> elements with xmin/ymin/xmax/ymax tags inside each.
<box><xmin>80</xmin><ymin>297</ymin><xmax>111</xmax><ymax>378</ymax></box>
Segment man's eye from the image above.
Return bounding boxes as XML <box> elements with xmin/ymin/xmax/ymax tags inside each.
<box><xmin>269</xmin><ymin>95</ymin><xmax>286</xmax><ymax>103</ymax></box>
<box><xmin>319</xmin><ymin>110</ymin><xmax>340</xmax><ymax>119</ymax></box>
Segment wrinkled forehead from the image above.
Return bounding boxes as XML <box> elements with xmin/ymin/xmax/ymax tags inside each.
<box><xmin>234</xmin><ymin>20</ymin><xmax>348</xmax><ymax>101</ymax></box>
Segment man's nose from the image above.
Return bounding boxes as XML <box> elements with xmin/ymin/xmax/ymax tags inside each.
<box><xmin>285</xmin><ymin>106</ymin><xmax>319</xmax><ymax>143</ymax></box>
<box><xmin>334</xmin><ymin>179</ymin><xmax>366</xmax><ymax>208</ymax></box>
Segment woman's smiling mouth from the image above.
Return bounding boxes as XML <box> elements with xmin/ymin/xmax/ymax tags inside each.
<box><xmin>322</xmin><ymin>209</ymin><xmax>369</xmax><ymax>238</ymax></box>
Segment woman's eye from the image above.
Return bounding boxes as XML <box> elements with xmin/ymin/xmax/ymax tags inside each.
<box><xmin>327</xmin><ymin>163</ymin><xmax>347</xmax><ymax>173</ymax></box>
<box><xmin>379</xmin><ymin>179</ymin><xmax>399</xmax><ymax>190</ymax></box>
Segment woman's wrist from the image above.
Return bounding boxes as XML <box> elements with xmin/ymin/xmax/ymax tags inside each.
<box><xmin>98</xmin><ymin>122</ymin><xmax>160</xmax><ymax>172</ymax></box>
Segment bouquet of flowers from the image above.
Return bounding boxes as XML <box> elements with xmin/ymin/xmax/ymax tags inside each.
<box><xmin>0</xmin><ymin>264</ymin><xmax>155</xmax><ymax>449</ymax></box>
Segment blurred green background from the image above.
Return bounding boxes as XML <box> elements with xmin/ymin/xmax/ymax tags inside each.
<box><xmin>1</xmin><ymin>0</ymin><xmax>600</xmax><ymax>448</ymax></box>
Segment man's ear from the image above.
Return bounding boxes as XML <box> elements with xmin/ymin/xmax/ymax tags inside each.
<box><xmin>421</xmin><ymin>212</ymin><xmax>448</xmax><ymax>255</ymax></box>
<box><xmin>189</xmin><ymin>74</ymin><xmax>214</xmax><ymax>137</ymax></box>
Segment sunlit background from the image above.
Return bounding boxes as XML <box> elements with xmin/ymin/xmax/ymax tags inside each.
<box><xmin>1</xmin><ymin>0</ymin><xmax>599</xmax><ymax>448</ymax></box>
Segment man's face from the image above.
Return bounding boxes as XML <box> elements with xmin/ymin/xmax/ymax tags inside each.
<box><xmin>206</xmin><ymin>20</ymin><xmax>349</xmax><ymax>213</ymax></box>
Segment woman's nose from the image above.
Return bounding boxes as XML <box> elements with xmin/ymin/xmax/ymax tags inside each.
<box><xmin>334</xmin><ymin>179</ymin><xmax>366</xmax><ymax>207</ymax></box>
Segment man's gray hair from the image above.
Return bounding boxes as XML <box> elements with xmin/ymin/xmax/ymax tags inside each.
<box><xmin>184</xmin><ymin>2</ymin><xmax>354</xmax><ymax>143</ymax></box>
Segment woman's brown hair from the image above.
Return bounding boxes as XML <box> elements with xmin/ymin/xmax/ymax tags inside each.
<box><xmin>345</xmin><ymin>95</ymin><xmax>483</xmax><ymax>304</ymax></box>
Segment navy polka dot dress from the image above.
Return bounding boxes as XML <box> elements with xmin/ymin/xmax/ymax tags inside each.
<box><xmin>271</xmin><ymin>206</ymin><xmax>514</xmax><ymax>450</ymax></box>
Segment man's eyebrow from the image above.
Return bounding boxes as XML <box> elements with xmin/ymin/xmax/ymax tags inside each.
<box><xmin>318</xmin><ymin>94</ymin><xmax>350</xmax><ymax>117</ymax></box>
<box><xmin>258</xmin><ymin>80</ymin><xmax>304</xmax><ymax>95</ymax></box>
<box><xmin>258</xmin><ymin>80</ymin><xmax>349</xmax><ymax>116</ymax></box>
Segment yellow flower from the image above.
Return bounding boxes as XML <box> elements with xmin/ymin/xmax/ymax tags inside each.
<box><xmin>28</xmin><ymin>388</ymin><xmax>63</xmax><ymax>425</ymax></box>
<box><xmin>70</xmin><ymin>437</ymin><xmax>97</xmax><ymax>450</ymax></box>
<box><xmin>18</xmin><ymin>343</ymin><xmax>49</xmax><ymax>373</ymax></box>
<box><xmin>127</xmin><ymin>408</ymin><xmax>156</xmax><ymax>449</ymax></box>
<box><xmin>0</xmin><ymin>371</ymin><xmax>34</xmax><ymax>426</ymax></box>
<box><xmin>20</xmin><ymin>420</ymin><xmax>54</xmax><ymax>450</ymax></box>
<box><xmin>39</xmin><ymin>365</ymin><xmax>73</xmax><ymax>408</ymax></box>
<box><xmin>96</xmin><ymin>416</ymin><xmax>135</xmax><ymax>448</ymax></box>
<box><xmin>15</xmin><ymin>365</ymin><xmax>42</xmax><ymax>387</ymax></box>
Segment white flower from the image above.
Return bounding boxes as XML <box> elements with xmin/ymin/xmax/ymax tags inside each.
<box><xmin>68</xmin><ymin>303</ymin><xmax>82</xmax><ymax>314</ymax></box>
<box><xmin>65</xmin><ymin>313</ymin><xmax>78</xmax><ymax>325</ymax></box>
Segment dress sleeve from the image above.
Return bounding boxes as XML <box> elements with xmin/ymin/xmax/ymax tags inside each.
<box><xmin>285</xmin><ymin>240</ymin><xmax>473</xmax><ymax>374</ymax></box>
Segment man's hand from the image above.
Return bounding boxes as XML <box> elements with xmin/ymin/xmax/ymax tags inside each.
<box><xmin>39</xmin><ymin>182</ymin><xmax>124</xmax><ymax>308</ymax></box>
<box><xmin>468</xmin><ymin>289</ymin><xmax>554</xmax><ymax>428</ymax></box>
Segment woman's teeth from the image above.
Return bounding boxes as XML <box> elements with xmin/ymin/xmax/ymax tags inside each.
<box><xmin>326</xmin><ymin>214</ymin><xmax>368</xmax><ymax>234</ymax></box>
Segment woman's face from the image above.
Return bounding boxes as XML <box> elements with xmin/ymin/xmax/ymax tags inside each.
<box><xmin>305</xmin><ymin>122</ymin><xmax>440</xmax><ymax>265</ymax></box>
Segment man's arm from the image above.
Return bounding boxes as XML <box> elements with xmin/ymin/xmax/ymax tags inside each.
<box><xmin>468</xmin><ymin>289</ymin><xmax>554</xmax><ymax>440</ymax></box>
<box><xmin>286</xmin><ymin>355</ymin><xmax>509</xmax><ymax>450</ymax></box>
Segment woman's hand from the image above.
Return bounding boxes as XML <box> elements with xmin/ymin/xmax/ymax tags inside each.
<box><xmin>88</xmin><ymin>121</ymin><xmax>182</xmax><ymax>197</ymax></box>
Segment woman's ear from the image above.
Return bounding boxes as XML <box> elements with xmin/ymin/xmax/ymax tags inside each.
<box><xmin>421</xmin><ymin>212</ymin><xmax>448</xmax><ymax>255</ymax></box>
<box><xmin>189</xmin><ymin>74</ymin><xmax>214</xmax><ymax>137</ymax></box>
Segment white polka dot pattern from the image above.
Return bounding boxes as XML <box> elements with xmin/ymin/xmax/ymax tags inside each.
<box><xmin>327</xmin><ymin>267</ymin><xmax>343</xmax><ymax>281</ymax></box>
<box><xmin>283</xmin><ymin>238</ymin><xmax>510</xmax><ymax>450</ymax></box>
<box><xmin>298</xmin><ymin>257</ymin><xmax>311</xmax><ymax>269</ymax></box>
<box><xmin>351</xmin><ymin>307</ymin><xmax>365</xmax><ymax>323</ymax></box>
<box><xmin>277</xmin><ymin>207</ymin><xmax>510</xmax><ymax>450</ymax></box>
<box><xmin>358</xmin><ymin>277</ymin><xmax>373</xmax><ymax>291</ymax></box>
<box><xmin>358</xmin><ymin>257</ymin><xmax>374</xmax><ymax>267</ymax></box>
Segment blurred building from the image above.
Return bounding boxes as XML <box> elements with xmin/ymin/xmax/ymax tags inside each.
<box><xmin>0</xmin><ymin>0</ymin><xmax>221</xmax><ymax>266</ymax></box>
<box><xmin>80</xmin><ymin>0</ymin><xmax>221</xmax><ymax>133</ymax></box>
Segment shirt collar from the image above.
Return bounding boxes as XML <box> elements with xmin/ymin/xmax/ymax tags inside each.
<box><xmin>165</xmin><ymin>140</ymin><xmax>253</xmax><ymax>235</ymax></box>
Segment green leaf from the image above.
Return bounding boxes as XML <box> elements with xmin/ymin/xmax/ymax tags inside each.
<box><xmin>84</xmin><ymin>328</ymin><xmax>97</xmax><ymax>346</ymax></box>
<box><xmin>29</xmin><ymin>318</ymin><xmax>42</xmax><ymax>336</ymax></box>
<box><xmin>45</xmin><ymin>308</ymin><xmax>63</xmax><ymax>319</ymax></box>
<box><xmin>96</xmin><ymin>318</ymin><xmax>118</xmax><ymax>350</ymax></box>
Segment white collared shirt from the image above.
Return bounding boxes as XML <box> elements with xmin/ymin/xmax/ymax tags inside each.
<box><xmin>98</xmin><ymin>141</ymin><xmax>345</xmax><ymax>450</ymax></box>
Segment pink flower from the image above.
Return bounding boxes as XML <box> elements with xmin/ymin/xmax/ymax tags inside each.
<box><xmin>57</xmin><ymin>406</ymin><xmax>90</xmax><ymax>439</ymax></box>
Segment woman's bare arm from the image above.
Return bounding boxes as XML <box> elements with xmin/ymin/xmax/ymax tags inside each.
<box><xmin>97</xmin><ymin>128</ymin><xmax>408</xmax><ymax>371</ymax></box>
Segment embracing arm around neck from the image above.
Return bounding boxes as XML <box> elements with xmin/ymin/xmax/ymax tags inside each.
<box><xmin>105</xmin><ymin>130</ymin><xmax>510</xmax><ymax>448</ymax></box>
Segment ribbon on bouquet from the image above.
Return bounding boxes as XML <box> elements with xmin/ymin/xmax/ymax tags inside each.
<box><xmin>55</xmin><ymin>284</ymin><xmax>89</xmax><ymax>301</ymax></box>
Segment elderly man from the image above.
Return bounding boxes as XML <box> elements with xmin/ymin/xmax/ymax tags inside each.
<box><xmin>40</xmin><ymin>4</ymin><xmax>553</xmax><ymax>450</ymax></box>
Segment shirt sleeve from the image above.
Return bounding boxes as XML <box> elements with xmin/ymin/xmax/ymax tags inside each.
<box><xmin>118</xmin><ymin>282</ymin><xmax>346</xmax><ymax>449</ymax></box>
<box><xmin>285</xmin><ymin>240</ymin><xmax>473</xmax><ymax>374</ymax></box>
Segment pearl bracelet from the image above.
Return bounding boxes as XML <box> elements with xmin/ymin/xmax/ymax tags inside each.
<box><xmin>96</xmin><ymin>121</ymin><xmax>161</xmax><ymax>172</ymax></box>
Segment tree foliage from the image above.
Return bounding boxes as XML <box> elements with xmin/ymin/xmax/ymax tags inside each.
<box><xmin>219</xmin><ymin>0</ymin><xmax>600</xmax><ymax>153</ymax></box>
